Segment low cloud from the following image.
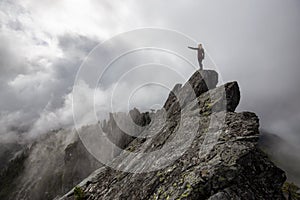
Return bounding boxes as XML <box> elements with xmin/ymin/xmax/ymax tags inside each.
<box><xmin>0</xmin><ymin>0</ymin><xmax>300</xmax><ymax>147</ymax></box>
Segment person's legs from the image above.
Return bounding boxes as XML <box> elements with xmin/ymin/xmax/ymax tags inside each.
<box><xmin>198</xmin><ymin>58</ymin><xmax>203</xmax><ymax>70</ymax></box>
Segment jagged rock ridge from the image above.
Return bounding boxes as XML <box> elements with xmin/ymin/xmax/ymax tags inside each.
<box><xmin>61</xmin><ymin>70</ymin><xmax>286</xmax><ymax>200</ymax></box>
<box><xmin>0</xmin><ymin>109</ymin><xmax>150</xmax><ymax>200</ymax></box>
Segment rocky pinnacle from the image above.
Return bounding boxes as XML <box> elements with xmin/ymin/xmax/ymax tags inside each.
<box><xmin>61</xmin><ymin>70</ymin><xmax>286</xmax><ymax>200</ymax></box>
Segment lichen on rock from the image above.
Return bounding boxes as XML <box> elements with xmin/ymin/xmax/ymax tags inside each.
<box><xmin>61</xmin><ymin>70</ymin><xmax>286</xmax><ymax>200</ymax></box>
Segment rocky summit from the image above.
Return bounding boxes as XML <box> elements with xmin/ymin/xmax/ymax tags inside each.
<box><xmin>60</xmin><ymin>70</ymin><xmax>286</xmax><ymax>200</ymax></box>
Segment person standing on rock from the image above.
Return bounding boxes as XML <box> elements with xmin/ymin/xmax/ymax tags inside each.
<box><xmin>188</xmin><ymin>44</ymin><xmax>205</xmax><ymax>70</ymax></box>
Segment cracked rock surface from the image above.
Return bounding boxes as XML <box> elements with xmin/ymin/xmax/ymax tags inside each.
<box><xmin>61</xmin><ymin>70</ymin><xmax>286</xmax><ymax>200</ymax></box>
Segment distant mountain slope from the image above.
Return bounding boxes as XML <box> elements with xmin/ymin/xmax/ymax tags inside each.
<box><xmin>0</xmin><ymin>130</ymin><xmax>101</xmax><ymax>200</ymax></box>
<box><xmin>259</xmin><ymin>131</ymin><xmax>300</xmax><ymax>185</ymax></box>
<box><xmin>0</xmin><ymin>143</ymin><xmax>23</xmax><ymax>169</ymax></box>
<box><xmin>0</xmin><ymin>109</ymin><xmax>151</xmax><ymax>200</ymax></box>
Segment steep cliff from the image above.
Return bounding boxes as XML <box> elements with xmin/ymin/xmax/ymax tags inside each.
<box><xmin>61</xmin><ymin>70</ymin><xmax>286</xmax><ymax>200</ymax></box>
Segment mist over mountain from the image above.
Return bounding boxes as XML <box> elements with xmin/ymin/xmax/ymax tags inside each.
<box><xmin>259</xmin><ymin>131</ymin><xmax>300</xmax><ymax>185</ymax></box>
<box><xmin>1</xmin><ymin>69</ymin><xmax>292</xmax><ymax>199</ymax></box>
<box><xmin>0</xmin><ymin>106</ymin><xmax>152</xmax><ymax>199</ymax></box>
<box><xmin>60</xmin><ymin>70</ymin><xmax>287</xmax><ymax>199</ymax></box>
<box><xmin>1</xmin><ymin>1</ymin><xmax>300</xmax><ymax>200</ymax></box>
<box><xmin>1</xmin><ymin>0</ymin><xmax>300</xmax><ymax>148</ymax></box>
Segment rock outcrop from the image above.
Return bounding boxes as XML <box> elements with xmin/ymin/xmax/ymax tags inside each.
<box><xmin>61</xmin><ymin>70</ymin><xmax>286</xmax><ymax>200</ymax></box>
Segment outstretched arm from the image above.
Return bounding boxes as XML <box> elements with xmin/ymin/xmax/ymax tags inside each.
<box><xmin>188</xmin><ymin>46</ymin><xmax>198</xmax><ymax>50</ymax></box>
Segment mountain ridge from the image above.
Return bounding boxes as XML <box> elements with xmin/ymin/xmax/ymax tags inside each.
<box><xmin>60</xmin><ymin>70</ymin><xmax>286</xmax><ymax>200</ymax></box>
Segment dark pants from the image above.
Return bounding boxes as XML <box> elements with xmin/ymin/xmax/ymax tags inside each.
<box><xmin>198</xmin><ymin>57</ymin><xmax>203</xmax><ymax>70</ymax></box>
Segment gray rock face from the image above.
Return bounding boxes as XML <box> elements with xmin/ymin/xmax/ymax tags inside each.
<box><xmin>163</xmin><ymin>70</ymin><xmax>218</xmax><ymax>112</ymax></box>
<box><xmin>61</xmin><ymin>70</ymin><xmax>286</xmax><ymax>200</ymax></box>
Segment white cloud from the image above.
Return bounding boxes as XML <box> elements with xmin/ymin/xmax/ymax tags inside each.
<box><xmin>0</xmin><ymin>0</ymin><xmax>300</xmax><ymax>144</ymax></box>
<box><xmin>15</xmin><ymin>0</ymin><xmax>141</xmax><ymax>39</ymax></box>
<box><xmin>28</xmin><ymin>80</ymin><xmax>112</xmax><ymax>138</ymax></box>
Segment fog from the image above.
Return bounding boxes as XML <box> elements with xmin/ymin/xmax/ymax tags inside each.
<box><xmin>0</xmin><ymin>0</ymin><xmax>299</xmax><ymax>150</ymax></box>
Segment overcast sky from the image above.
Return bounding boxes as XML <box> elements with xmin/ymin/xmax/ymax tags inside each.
<box><xmin>0</xmin><ymin>0</ymin><xmax>299</xmax><ymax>145</ymax></box>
